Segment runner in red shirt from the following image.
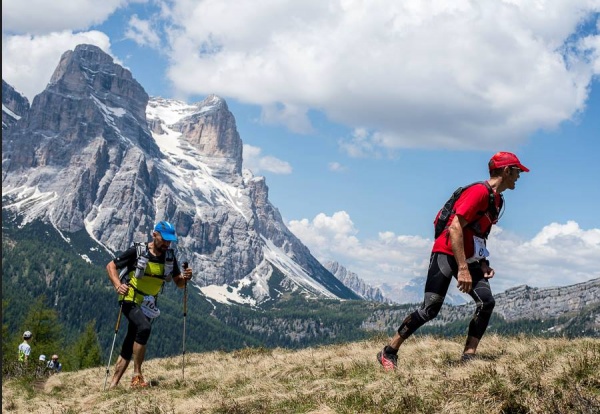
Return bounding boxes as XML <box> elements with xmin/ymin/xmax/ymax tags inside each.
<box><xmin>377</xmin><ymin>152</ymin><xmax>529</xmax><ymax>370</ymax></box>
<box><xmin>432</xmin><ymin>182</ymin><xmax>503</xmax><ymax>258</ymax></box>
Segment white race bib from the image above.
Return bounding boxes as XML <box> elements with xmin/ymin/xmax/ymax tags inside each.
<box><xmin>467</xmin><ymin>236</ymin><xmax>489</xmax><ymax>263</ymax></box>
<box><xmin>140</xmin><ymin>295</ymin><xmax>161</xmax><ymax>319</ymax></box>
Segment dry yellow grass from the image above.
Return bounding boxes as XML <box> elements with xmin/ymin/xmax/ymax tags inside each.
<box><xmin>2</xmin><ymin>334</ymin><xmax>599</xmax><ymax>414</ymax></box>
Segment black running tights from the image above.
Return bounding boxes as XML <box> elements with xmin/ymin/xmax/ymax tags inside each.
<box><xmin>396</xmin><ymin>252</ymin><xmax>495</xmax><ymax>340</ymax></box>
<box><xmin>119</xmin><ymin>301</ymin><xmax>152</xmax><ymax>360</ymax></box>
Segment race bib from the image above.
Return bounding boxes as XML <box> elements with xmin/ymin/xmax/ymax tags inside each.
<box><xmin>467</xmin><ymin>236</ymin><xmax>489</xmax><ymax>263</ymax></box>
<box><xmin>140</xmin><ymin>295</ymin><xmax>161</xmax><ymax>319</ymax></box>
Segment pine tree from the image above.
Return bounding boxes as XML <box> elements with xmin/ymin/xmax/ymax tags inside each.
<box><xmin>69</xmin><ymin>319</ymin><xmax>103</xmax><ymax>370</ymax></box>
<box><xmin>20</xmin><ymin>295</ymin><xmax>63</xmax><ymax>363</ymax></box>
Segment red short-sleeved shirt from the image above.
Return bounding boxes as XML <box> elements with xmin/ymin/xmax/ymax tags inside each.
<box><xmin>432</xmin><ymin>182</ymin><xmax>500</xmax><ymax>258</ymax></box>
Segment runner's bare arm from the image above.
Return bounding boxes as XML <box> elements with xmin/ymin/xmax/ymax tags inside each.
<box><xmin>449</xmin><ymin>215</ymin><xmax>472</xmax><ymax>293</ymax></box>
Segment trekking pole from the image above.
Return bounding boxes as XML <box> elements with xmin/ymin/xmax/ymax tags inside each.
<box><xmin>103</xmin><ymin>301</ymin><xmax>123</xmax><ymax>391</ymax></box>
<box><xmin>182</xmin><ymin>262</ymin><xmax>189</xmax><ymax>382</ymax></box>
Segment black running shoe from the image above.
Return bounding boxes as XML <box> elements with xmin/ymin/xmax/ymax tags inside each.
<box><xmin>377</xmin><ymin>348</ymin><xmax>398</xmax><ymax>371</ymax></box>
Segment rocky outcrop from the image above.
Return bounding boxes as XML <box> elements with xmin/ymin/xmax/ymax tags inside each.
<box><xmin>2</xmin><ymin>80</ymin><xmax>30</xmax><ymax>130</ymax></box>
<box><xmin>169</xmin><ymin>95</ymin><xmax>243</xmax><ymax>182</ymax></box>
<box><xmin>362</xmin><ymin>277</ymin><xmax>600</xmax><ymax>330</ymax></box>
<box><xmin>445</xmin><ymin>278</ymin><xmax>600</xmax><ymax>322</ymax></box>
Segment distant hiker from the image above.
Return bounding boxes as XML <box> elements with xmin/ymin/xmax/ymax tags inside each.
<box><xmin>18</xmin><ymin>331</ymin><xmax>32</xmax><ymax>362</ymax></box>
<box><xmin>47</xmin><ymin>354</ymin><xmax>62</xmax><ymax>374</ymax></box>
<box><xmin>106</xmin><ymin>221</ymin><xmax>193</xmax><ymax>388</ymax></box>
<box><xmin>377</xmin><ymin>152</ymin><xmax>529</xmax><ymax>369</ymax></box>
<box><xmin>37</xmin><ymin>354</ymin><xmax>49</xmax><ymax>377</ymax></box>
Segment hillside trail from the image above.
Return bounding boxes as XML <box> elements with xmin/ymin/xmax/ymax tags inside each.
<box><xmin>32</xmin><ymin>377</ymin><xmax>47</xmax><ymax>393</ymax></box>
<box><xmin>31</xmin><ymin>367</ymin><xmax>52</xmax><ymax>392</ymax></box>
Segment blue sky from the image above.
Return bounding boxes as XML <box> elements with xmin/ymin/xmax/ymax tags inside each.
<box><xmin>2</xmin><ymin>0</ymin><xmax>599</xmax><ymax>294</ymax></box>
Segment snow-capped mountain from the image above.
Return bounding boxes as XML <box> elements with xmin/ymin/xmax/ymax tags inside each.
<box><xmin>1</xmin><ymin>43</ymin><xmax>360</xmax><ymax>305</ymax></box>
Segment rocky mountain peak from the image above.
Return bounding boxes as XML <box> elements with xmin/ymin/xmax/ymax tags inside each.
<box><xmin>47</xmin><ymin>44</ymin><xmax>149</xmax><ymax>124</ymax></box>
<box><xmin>147</xmin><ymin>94</ymin><xmax>243</xmax><ymax>183</ymax></box>
<box><xmin>3</xmin><ymin>44</ymin><xmax>160</xmax><ymax>177</ymax></box>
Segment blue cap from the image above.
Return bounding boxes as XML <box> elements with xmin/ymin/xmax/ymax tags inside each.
<box><xmin>154</xmin><ymin>221</ymin><xmax>178</xmax><ymax>242</ymax></box>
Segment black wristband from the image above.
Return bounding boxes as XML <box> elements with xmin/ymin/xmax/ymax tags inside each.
<box><xmin>480</xmin><ymin>259</ymin><xmax>490</xmax><ymax>266</ymax></box>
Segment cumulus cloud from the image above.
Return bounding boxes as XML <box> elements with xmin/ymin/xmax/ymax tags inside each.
<box><xmin>490</xmin><ymin>221</ymin><xmax>600</xmax><ymax>290</ymax></box>
<box><xmin>125</xmin><ymin>14</ymin><xmax>161</xmax><ymax>48</ymax></box>
<box><xmin>2</xmin><ymin>31</ymin><xmax>113</xmax><ymax>101</ymax></box>
<box><xmin>243</xmin><ymin>144</ymin><xmax>292</xmax><ymax>175</ymax></box>
<box><xmin>339</xmin><ymin>128</ymin><xmax>386</xmax><ymax>158</ymax></box>
<box><xmin>288</xmin><ymin>211</ymin><xmax>600</xmax><ymax>294</ymax></box>
<box><xmin>1</xmin><ymin>0</ymin><xmax>128</xmax><ymax>35</ymax></box>
<box><xmin>162</xmin><ymin>0</ymin><xmax>600</xmax><ymax>151</ymax></box>
<box><xmin>288</xmin><ymin>211</ymin><xmax>432</xmax><ymax>286</ymax></box>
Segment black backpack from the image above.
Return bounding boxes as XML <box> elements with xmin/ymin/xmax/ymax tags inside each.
<box><xmin>433</xmin><ymin>181</ymin><xmax>503</xmax><ymax>239</ymax></box>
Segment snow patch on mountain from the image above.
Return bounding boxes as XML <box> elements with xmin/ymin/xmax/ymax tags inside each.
<box><xmin>2</xmin><ymin>104</ymin><xmax>21</xmax><ymax>121</ymax></box>
<box><xmin>200</xmin><ymin>276</ymin><xmax>258</xmax><ymax>306</ymax></box>
<box><xmin>3</xmin><ymin>186</ymin><xmax>59</xmax><ymax>226</ymax></box>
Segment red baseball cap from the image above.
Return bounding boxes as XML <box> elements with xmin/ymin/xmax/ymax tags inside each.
<box><xmin>488</xmin><ymin>152</ymin><xmax>530</xmax><ymax>172</ymax></box>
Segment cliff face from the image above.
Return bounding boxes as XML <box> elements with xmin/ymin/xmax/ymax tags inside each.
<box><xmin>430</xmin><ymin>277</ymin><xmax>600</xmax><ymax>323</ymax></box>
<box><xmin>2</xmin><ymin>79</ymin><xmax>30</xmax><ymax>130</ymax></box>
<box><xmin>361</xmin><ymin>277</ymin><xmax>600</xmax><ymax>333</ymax></box>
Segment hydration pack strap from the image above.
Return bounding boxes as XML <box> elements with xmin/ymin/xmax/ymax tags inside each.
<box><xmin>134</xmin><ymin>242</ymin><xmax>148</xmax><ymax>259</ymax></box>
<box><xmin>133</xmin><ymin>243</ymin><xmax>174</xmax><ymax>280</ymax></box>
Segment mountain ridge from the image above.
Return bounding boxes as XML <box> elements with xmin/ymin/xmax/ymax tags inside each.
<box><xmin>361</xmin><ymin>276</ymin><xmax>600</xmax><ymax>335</ymax></box>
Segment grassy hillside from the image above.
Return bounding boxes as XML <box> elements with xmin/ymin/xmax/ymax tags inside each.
<box><xmin>2</xmin><ymin>334</ymin><xmax>599</xmax><ymax>414</ymax></box>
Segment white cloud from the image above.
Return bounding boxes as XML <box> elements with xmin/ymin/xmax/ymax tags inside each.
<box><xmin>1</xmin><ymin>0</ymin><xmax>129</xmax><ymax>34</ymax></box>
<box><xmin>287</xmin><ymin>211</ymin><xmax>432</xmax><ymax>284</ymax></box>
<box><xmin>161</xmin><ymin>0</ymin><xmax>600</xmax><ymax>151</ymax></box>
<box><xmin>259</xmin><ymin>102</ymin><xmax>313</xmax><ymax>134</ymax></box>
<box><xmin>288</xmin><ymin>211</ymin><xmax>600</xmax><ymax>294</ymax></box>
<box><xmin>339</xmin><ymin>128</ymin><xmax>386</xmax><ymax>158</ymax></box>
<box><xmin>328</xmin><ymin>162</ymin><xmax>345</xmax><ymax>172</ymax></box>
<box><xmin>243</xmin><ymin>144</ymin><xmax>292</xmax><ymax>175</ymax></box>
<box><xmin>2</xmin><ymin>32</ymin><xmax>113</xmax><ymax>101</ymax></box>
<box><xmin>125</xmin><ymin>14</ymin><xmax>162</xmax><ymax>48</ymax></box>
<box><xmin>490</xmin><ymin>221</ymin><xmax>600</xmax><ymax>289</ymax></box>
